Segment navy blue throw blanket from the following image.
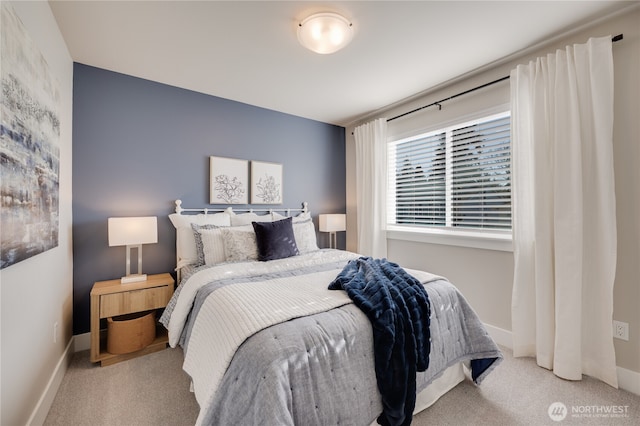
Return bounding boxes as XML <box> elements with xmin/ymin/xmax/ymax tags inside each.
<box><xmin>328</xmin><ymin>257</ymin><xmax>431</xmax><ymax>426</ymax></box>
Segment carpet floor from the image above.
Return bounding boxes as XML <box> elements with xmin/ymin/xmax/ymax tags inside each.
<box><xmin>44</xmin><ymin>345</ymin><xmax>639</xmax><ymax>425</ymax></box>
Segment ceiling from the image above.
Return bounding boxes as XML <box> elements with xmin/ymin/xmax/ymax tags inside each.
<box><xmin>49</xmin><ymin>1</ymin><xmax>632</xmax><ymax>127</ymax></box>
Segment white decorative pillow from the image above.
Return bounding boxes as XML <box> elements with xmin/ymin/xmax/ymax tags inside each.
<box><xmin>191</xmin><ymin>224</ymin><xmax>227</xmax><ymax>266</ymax></box>
<box><xmin>168</xmin><ymin>212</ymin><xmax>231</xmax><ymax>268</ymax></box>
<box><xmin>230</xmin><ymin>212</ymin><xmax>273</xmax><ymax>226</ymax></box>
<box><xmin>221</xmin><ymin>226</ymin><xmax>258</xmax><ymax>262</ymax></box>
<box><xmin>293</xmin><ymin>218</ymin><xmax>319</xmax><ymax>254</ymax></box>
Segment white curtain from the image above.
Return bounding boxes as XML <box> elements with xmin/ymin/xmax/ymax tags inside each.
<box><xmin>510</xmin><ymin>36</ymin><xmax>618</xmax><ymax>387</ymax></box>
<box><xmin>354</xmin><ymin>118</ymin><xmax>388</xmax><ymax>258</ymax></box>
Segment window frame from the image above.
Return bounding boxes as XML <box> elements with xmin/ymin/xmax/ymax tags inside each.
<box><xmin>386</xmin><ymin>108</ymin><xmax>513</xmax><ymax>252</ymax></box>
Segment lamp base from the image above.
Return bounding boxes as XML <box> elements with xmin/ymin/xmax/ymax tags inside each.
<box><xmin>329</xmin><ymin>231</ymin><xmax>337</xmax><ymax>249</ymax></box>
<box><xmin>121</xmin><ymin>274</ymin><xmax>147</xmax><ymax>284</ymax></box>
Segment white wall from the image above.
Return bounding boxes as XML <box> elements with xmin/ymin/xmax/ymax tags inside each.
<box><xmin>346</xmin><ymin>5</ymin><xmax>639</xmax><ymax>375</ymax></box>
<box><xmin>0</xmin><ymin>1</ymin><xmax>73</xmax><ymax>424</ymax></box>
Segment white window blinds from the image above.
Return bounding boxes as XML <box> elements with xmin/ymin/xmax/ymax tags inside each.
<box><xmin>388</xmin><ymin>111</ymin><xmax>511</xmax><ymax>232</ymax></box>
<box><xmin>451</xmin><ymin>113</ymin><xmax>511</xmax><ymax>229</ymax></box>
<box><xmin>390</xmin><ymin>132</ymin><xmax>446</xmax><ymax>226</ymax></box>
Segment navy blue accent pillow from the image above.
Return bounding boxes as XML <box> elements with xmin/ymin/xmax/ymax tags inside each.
<box><xmin>252</xmin><ymin>217</ymin><xmax>300</xmax><ymax>261</ymax></box>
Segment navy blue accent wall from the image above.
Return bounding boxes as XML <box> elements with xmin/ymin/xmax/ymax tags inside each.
<box><xmin>72</xmin><ymin>63</ymin><xmax>346</xmax><ymax>335</ymax></box>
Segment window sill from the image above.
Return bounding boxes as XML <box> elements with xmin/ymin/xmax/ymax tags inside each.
<box><xmin>386</xmin><ymin>226</ymin><xmax>513</xmax><ymax>252</ymax></box>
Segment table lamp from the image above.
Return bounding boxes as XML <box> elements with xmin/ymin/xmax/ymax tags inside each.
<box><xmin>319</xmin><ymin>214</ymin><xmax>346</xmax><ymax>249</ymax></box>
<box><xmin>108</xmin><ymin>216</ymin><xmax>158</xmax><ymax>283</ymax></box>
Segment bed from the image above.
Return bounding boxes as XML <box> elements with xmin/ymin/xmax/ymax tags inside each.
<box><xmin>160</xmin><ymin>200</ymin><xmax>502</xmax><ymax>426</ymax></box>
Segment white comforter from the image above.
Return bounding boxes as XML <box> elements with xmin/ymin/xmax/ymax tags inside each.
<box><xmin>167</xmin><ymin>250</ymin><xmax>358</xmax><ymax>347</ymax></box>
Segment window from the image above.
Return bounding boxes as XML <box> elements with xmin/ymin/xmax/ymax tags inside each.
<box><xmin>388</xmin><ymin>111</ymin><xmax>511</xmax><ymax>240</ymax></box>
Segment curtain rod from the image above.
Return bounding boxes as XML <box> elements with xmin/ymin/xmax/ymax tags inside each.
<box><xmin>387</xmin><ymin>33</ymin><xmax>623</xmax><ymax>123</ymax></box>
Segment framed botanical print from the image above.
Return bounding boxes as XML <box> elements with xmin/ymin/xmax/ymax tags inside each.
<box><xmin>210</xmin><ymin>156</ymin><xmax>248</xmax><ymax>204</ymax></box>
<box><xmin>251</xmin><ymin>161</ymin><xmax>282</xmax><ymax>204</ymax></box>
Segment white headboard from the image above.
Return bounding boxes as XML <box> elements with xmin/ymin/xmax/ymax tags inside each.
<box><xmin>174</xmin><ymin>199</ymin><xmax>308</xmax><ymax>216</ymax></box>
<box><xmin>172</xmin><ymin>200</ymin><xmax>310</xmax><ymax>281</ymax></box>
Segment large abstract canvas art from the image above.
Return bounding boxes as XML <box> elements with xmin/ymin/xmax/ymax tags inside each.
<box><xmin>1</xmin><ymin>3</ymin><xmax>60</xmax><ymax>269</ymax></box>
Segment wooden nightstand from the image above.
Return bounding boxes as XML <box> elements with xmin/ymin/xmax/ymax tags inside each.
<box><xmin>90</xmin><ymin>273</ymin><xmax>174</xmax><ymax>366</ymax></box>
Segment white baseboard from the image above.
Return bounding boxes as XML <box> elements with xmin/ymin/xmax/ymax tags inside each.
<box><xmin>483</xmin><ymin>323</ymin><xmax>513</xmax><ymax>349</ymax></box>
<box><xmin>73</xmin><ymin>332</ymin><xmax>90</xmax><ymax>352</ymax></box>
<box><xmin>26</xmin><ymin>338</ymin><xmax>73</xmax><ymax>426</ymax></box>
<box><xmin>617</xmin><ymin>366</ymin><xmax>640</xmax><ymax>396</ymax></box>
<box><xmin>483</xmin><ymin>322</ymin><xmax>639</xmax><ymax>396</ymax></box>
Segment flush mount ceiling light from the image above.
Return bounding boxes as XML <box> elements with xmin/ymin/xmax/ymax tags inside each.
<box><xmin>297</xmin><ymin>12</ymin><xmax>353</xmax><ymax>54</ymax></box>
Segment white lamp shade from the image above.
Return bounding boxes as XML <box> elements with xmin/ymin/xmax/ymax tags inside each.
<box><xmin>297</xmin><ymin>12</ymin><xmax>353</xmax><ymax>54</ymax></box>
<box><xmin>108</xmin><ymin>217</ymin><xmax>158</xmax><ymax>247</ymax></box>
<box><xmin>319</xmin><ymin>214</ymin><xmax>346</xmax><ymax>233</ymax></box>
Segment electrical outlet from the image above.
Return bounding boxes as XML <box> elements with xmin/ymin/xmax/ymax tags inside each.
<box><xmin>613</xmin><ymin>320</ymin><xmax>629</xmax><ymax>341</ymax></box>
<box><xmin>53</xmin><ymin>322</ymin><xmax>58</xmax><ymax>343</ymax></box>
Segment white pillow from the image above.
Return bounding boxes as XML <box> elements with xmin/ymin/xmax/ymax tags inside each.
<box><xmin>191</xmin><ymin>224</ymin><xmax>226</xmax><ymax>266</ymax></box>
<box><xmin>221</xmin><ymin>226</ymin><xmax>258</xmax><ymax>262</ymax></box>
<box><xmin>293</xmin><ymin>219</ymin><xmax>319</xmax><ymax>254</ymax></box>
<box><xmin>169</xmin><ymin>212</ymin><xmax>231</xmax><ymax>268</ymax></box>
<box><xmin>230</xmin><ymin>212</ymin><xmax>273</xmax><ymax>226</ymax></box>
